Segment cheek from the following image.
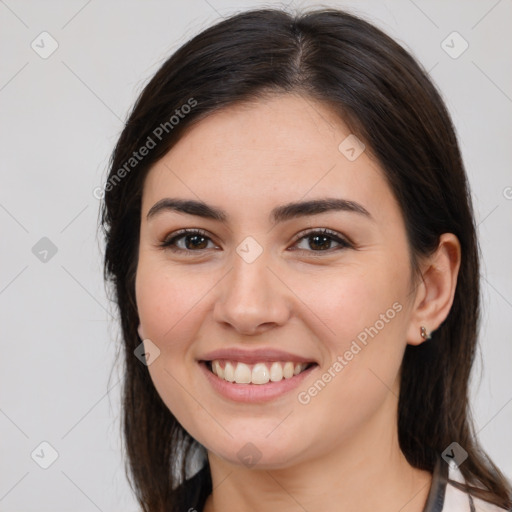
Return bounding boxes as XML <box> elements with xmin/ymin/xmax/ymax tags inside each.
<box><xmin>135</xmin><ymin>264</ymin><xmax>196</xmax><ymax>420</ymax></box>
<box><xmin>296</xmin><ymin>260</ymin><xmax>409</xmax><ymax>404</ymax></box>
<box><xmin>135</xmin><ymin>260</ymin><xmax>203</xmax><ymax>342</ymax></box>
<box><xmin>134</xmin><ymin>259</ymin><xmax>219</xmax><ymax>407</ymax></box>
<box><xmin>304</xmin><ymin>261</ymin><xmax>408</xmax><ymax>349</ymax></box>
<box><xmin>289</xmin><ymin>282</ymin><xmax>407</xmax><ymax>450</ymax></box>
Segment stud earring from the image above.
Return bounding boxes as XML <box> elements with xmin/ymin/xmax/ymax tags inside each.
<box><xmin>420</xmin><ymin>326</ymin><xmax>431</xmax><ymax>340</ymax></box>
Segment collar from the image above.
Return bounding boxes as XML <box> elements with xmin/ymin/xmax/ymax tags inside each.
<box><xmin>423</xmin><ymin>456</ymin><xmax>449</xmax><ymax>512</ymax></box>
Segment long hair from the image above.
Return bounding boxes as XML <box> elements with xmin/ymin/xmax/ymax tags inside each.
<box><xmin>99</xmin><ymin>7</ymin><xmax>512</xmax><ymax>511</ymax></box>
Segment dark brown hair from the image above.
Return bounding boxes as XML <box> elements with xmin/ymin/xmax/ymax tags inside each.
<box><xmin>100</xmin><ymin>7</ymin><xmax>512</xmax><ymax>511</ymax></box>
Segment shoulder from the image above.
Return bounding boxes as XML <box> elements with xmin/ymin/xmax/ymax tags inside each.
<box><xmin>472</xmin><ymin>497</ymin><xmax>512</xmax><ymax>512</ymax></box>
<box><xmin>445</xmin><ymin>463</ymin><xmax>511</xmax><ymax>512</ymax></box>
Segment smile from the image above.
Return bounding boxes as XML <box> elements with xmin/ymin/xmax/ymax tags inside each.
<box><xmin>199</xmin><ymin>359</ymin><xmax>318</xmax><ymax>403</ymax></box>
<box><xmin>206</xmin><ymin>359</ymin><xmax>314</xmax><ymax>384</ymax></box>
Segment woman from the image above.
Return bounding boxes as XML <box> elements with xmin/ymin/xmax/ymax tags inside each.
<box><xmin>100</xmin><ymin>7</ymin><xmax>512</xmax><ymax>512</ymax></box>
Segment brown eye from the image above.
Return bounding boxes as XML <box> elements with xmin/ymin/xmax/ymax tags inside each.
<box><xmin>160</xmin><ymin>229</ymin><xmax>216</xmax><ymax>253</ymax></box>
<box><xmin>291</xmin><ymin>229</ymin><xmax>352</xmax><ymax>253</ymax></box>
<box><xmin>159</xmin><ymin>228</ymin><xmax>352</xmax><ymax>256</ymax></box>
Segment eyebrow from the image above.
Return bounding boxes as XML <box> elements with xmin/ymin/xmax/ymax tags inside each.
<box><xmin>146</xmin><ymin>197</ymin><xmax>373</xmax><ymax>224</ymax></box>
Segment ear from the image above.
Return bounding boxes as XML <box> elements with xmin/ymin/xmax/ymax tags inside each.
<box><xmin>406</xmin><ymin>233</ymin><xmax>461</xmax><ymax>346</ymax></box>
<box><xmin>137</xmin><ymin>323</ymin><xmax>145</xmax><ymax>340</ymax></box>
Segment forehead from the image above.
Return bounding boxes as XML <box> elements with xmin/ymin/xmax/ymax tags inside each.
<box><xmin>141</xmin><ymin>94</ymin><xmax>399</xmax><ymax>227</ymax></box>
<box><xmin>172</xmin><ymin>93</ymin><xmax>355</xmax><ymax>175</ymax></box>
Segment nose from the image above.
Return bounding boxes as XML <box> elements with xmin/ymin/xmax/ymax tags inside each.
<box><xmin>212</xmin><ymin>249</ymin><xmax>291</xmax><ymax>336</ymax></box>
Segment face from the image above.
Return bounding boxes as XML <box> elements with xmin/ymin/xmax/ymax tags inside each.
<box><xmin>135</xmin><ymin>94</ymin><xmax>418</xmax><ymax>469</ymax></box>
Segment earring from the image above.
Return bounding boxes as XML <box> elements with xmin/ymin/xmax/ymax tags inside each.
<box><xmin>420</xmin><ymin>326</ymin><xmax>431</xmax><ymax>340</ymax></box>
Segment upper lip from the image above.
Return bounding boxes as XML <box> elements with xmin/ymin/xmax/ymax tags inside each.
<box><xmin>199</xmin><ymin>348</ymin><xmax>317</xmax><ymax>365</ymax></box>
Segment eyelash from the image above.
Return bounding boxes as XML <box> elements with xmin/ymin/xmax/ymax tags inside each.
<box><xmin>159</xmin><ymin>228</ymin><xmax>353</xmax><ymax>256</ymax></box>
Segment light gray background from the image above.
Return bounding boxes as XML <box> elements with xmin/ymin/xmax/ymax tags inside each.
<box><xmin>1</xmin><ymin>0</ymin><xmax>511</xmax><ymax>510</ymax></box>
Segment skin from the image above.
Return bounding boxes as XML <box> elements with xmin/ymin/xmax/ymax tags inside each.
<box><xmin>135</xmin><ymin>93</ymin><xmax>461</xmax><ymax>512</ymax></box>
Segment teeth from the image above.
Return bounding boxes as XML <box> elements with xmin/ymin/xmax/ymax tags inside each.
<box><xmin>212</xmin><ymin>360</ymin><xmax>224</xmax><ymax>379</ymax></box>
<box><xmin>234</xmin><ymin>362</ymin><xmax>251</xmax><ymax>384</ymax></box>
<box><xmin>283</xmin><ymin>362</ymin><xmax>294</xmax><ymax>379</ymax></box>
<box><xmin>210</xmin><ymin>360</ymin><xmax>310</xmax><ymax>384</ymax></box>
<box><xmin>224</xmin><ymin>361</ymin><xmax>235</xmax><ymax>382</ymax></box>
<box><xmin>269</xmin><ymin>362</ymin><xmax>283</xmax><ymax>382</ymax></box>
<box><xmin>252</xmin><ymin>363</ymin><xmax>270</xmax><ymax>384</ymax></box>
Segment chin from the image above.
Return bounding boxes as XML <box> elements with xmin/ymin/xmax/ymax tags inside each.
<box><xmin>205</xmin><ymin>434</ymin><xmax>307</xmax><ymax>470</ymax></box>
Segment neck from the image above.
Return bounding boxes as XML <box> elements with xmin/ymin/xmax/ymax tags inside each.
<box><xmin>203</xmin><ymin>395</ymin><xmax>432</xmax><ymax>512</ymax></box>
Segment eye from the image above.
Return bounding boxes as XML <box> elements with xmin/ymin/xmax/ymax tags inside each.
<box><xmin>290</xmin><ymin>228</ymin><xmax>352</xmax><ymax>254</ymax></box>
<box><xmin>160</xmin><ymin>228</ymin><xmax>218</xmax><ymax>253</ymax></box>
<box><xmin>159</xmin><ymin>228</ymin><xmax>352</xmax><ymax>255</ymax></box>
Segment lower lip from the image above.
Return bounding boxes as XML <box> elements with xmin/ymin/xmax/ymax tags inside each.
<box><xmin>199</xmin><ymin>361</ymin><xmax>317</xmax><ymax>403</ymax></box>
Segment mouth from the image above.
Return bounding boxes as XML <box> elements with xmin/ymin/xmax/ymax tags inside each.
<box><xmin>201</xmin><ymin>359</ymin><xmax>318</xmax><ymax>385</ymax></box>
